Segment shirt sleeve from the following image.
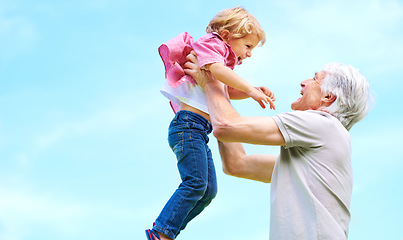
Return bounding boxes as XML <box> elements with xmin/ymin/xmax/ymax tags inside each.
<box><xmin>273</xmin><ymin>111</ymin><xmax>333</xmax><ymax>149</ymax></box>
<box><xmin>192</xmin><ymin>35</ymin><xmax>227</xmax><ymax>69</ymax></box>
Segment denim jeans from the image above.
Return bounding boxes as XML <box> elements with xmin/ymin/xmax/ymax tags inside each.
<box><xmin>153</xmin><ymin>110</ymin><xmax>217</xmax><ymax>239</ymax></box>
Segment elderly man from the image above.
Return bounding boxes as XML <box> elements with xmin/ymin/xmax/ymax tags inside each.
<box><xmin>184</xmin><ymin>55</ymin><xmax>373</xmax><ymax>239</ymax></box>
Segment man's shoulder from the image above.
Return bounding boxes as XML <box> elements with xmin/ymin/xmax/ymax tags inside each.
<box><xmin>275</xmin><ymin>110</ymin><xmax>346</xmax><ymax>134</ymax></box>
<box><xmin>274</xmin><ymin>110</ymin><xmax>349</xmax><ymax>149</ymax></box>
<box><xmin>277</xmin><ymin>110</ymin><xmax>336</xmax><ymax>122</ymax></box>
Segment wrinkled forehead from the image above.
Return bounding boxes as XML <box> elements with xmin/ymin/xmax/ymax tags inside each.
<box><xmin>315</xmin><ymin>71</ymin><xmax>327</xmax><ymax>80</ymax></box>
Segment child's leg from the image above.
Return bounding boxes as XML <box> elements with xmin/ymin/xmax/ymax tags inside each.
<box><xmin>178</xmin><ymin>146</ymin><xmax>217</xmax><ymax>233</ymax></box>
<box><xmin>152</xmin><ymin>111</ymin><xmax>214</xmax><ymax>239</ymax></box>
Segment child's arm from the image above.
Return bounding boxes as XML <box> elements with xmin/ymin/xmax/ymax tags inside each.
<box><xmin>227</xmin><ymin>86</ymin><xmax>250</xmax><ymax>99</ymax></box>
<box><xmin>207</xmin><ymin>63</ymin><xmax>275</xmax><ymax>109</ymax></box>
<box><xmin>228</xmin><ymin>86</ymin><xmax>276</xmax><ymax>101</ymax></box>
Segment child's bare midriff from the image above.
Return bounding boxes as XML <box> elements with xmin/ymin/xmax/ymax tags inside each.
<box><xmin>180</xmin><ymin>102</ymin><xmax>211</xmax><ymax>122</ymax></box>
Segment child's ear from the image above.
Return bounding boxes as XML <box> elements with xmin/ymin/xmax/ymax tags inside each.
<box><xmin>221</xmin><ymin>30</ymin><xmax>231</xmax><ymax>42</ymax></box>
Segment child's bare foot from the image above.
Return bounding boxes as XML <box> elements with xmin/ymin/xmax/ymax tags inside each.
<box><xmin>159</xmin><ymin>233</ymin><xmax>172</xmax><ymax>240</ymax></box>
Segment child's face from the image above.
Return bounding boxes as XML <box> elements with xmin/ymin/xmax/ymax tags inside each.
<box><xmin>226</xmin><ymin>33</ymin><xmax>260</xmax><ymax>65</ymax></box>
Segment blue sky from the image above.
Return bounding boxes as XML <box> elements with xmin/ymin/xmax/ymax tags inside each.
<box><xmin>0</xmin><ymin>0</ymin><xmax>402</xmax><ymax>239</ymax></box>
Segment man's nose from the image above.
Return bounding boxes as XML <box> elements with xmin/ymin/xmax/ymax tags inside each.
<box><xmin>301</xmin><ymin>79</ymin><xmax>310</xmax><ymax>87</ymax></box>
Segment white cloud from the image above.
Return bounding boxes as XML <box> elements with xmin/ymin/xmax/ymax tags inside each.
<box><xmin>351</xmin><ymin>123</ymin><xmax>403</xmax><ymax>164</ymax></box>
<box><xmin>238</xmin><ymin>0</ymin><xmax>403</xmax><ymax>90</ymax></box>
<box><xmin>0</xmin><ymin>184</ymin><xmax>88</xmax><ymax>239</ymax></box>
<box><xmin>0</xmin><ymin>13</ymin><xmax>38</xmax><ymax>61</ymax></box>
<box><xmin>0</xmin><ymin>179</ymin><xmax>139</xmax><ymax>239</ymax></box>
<box><xmin>275</xmin><ymin>0</ymin><xmax>403</xmax><ymax>31</ymax></box>
<box><xmin>33</xmin><ymin>87</ymin><xmax>165</xmax><ymax>153</ymax></box>
<box><xmin>288</xmin><ymin>0</ymin><xmax>403</xmax><ymax>63</ymax></box>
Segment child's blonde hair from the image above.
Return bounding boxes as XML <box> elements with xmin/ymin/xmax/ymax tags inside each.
<box><xmin>206</xmin><ymin>7</ymin><xmax>266</xmax><ymax>46</ymax></box>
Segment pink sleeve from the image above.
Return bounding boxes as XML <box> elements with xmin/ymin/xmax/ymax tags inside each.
<box><xmin>158</xmin><ymin>32</ymin><xmax>196</xmax><ymax>87</ymax></box>
<box><xmin>192</xmin><ymin>35</ymin><xmax>228</xmax><ymax>69</ymax></box>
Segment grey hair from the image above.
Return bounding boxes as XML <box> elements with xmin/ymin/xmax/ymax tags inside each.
<box><xmin>320</xmin><ymin>63</ymin><xmax>374</xmax><ymax>131</ymax></box>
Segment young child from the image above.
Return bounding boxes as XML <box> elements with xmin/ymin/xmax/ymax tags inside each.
<box><xmin>146</xmin><ymin>7</ymin><xmax>275</xmax><ymax>240</ymax></box>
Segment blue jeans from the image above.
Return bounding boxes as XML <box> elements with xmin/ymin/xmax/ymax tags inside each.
<box><xmin>153</xmin><ymin>110</ymin><xmax>217</xmax><ymax>239</ymax></box>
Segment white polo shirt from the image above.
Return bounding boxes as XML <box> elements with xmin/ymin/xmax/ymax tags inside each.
<box><xmin>271</xmin><ymin>110</ymin><xmax>352</xmax><ymax>240</ymax></box>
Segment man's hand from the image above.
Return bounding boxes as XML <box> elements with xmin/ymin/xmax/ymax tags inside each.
<box><xmin>184</xmin><ymin>51</ymin><xmax>216</xmax><ymax>89</ymax></box>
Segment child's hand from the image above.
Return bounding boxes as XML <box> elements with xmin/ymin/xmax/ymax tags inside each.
<box><xmin>248</xmin><ymin>87</ymin><xmax>276</xmax><ymax>110</ymax></box>
<box><xmin>258</xmin><ymin>86</ymin><xmax>276</xmax><ymax>102</ymax></box>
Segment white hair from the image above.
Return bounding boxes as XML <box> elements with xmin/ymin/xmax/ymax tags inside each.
<box><xmin>320</xmin><ymin>62</ymin><xmax>374</xmax><ymax>131</ymax></box>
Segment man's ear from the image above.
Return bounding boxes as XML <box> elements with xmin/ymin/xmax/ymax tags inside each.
<box><xmin>322</xmin><ymin>93</ymin><xmax>337</xmax><ymax>106</ymax></box>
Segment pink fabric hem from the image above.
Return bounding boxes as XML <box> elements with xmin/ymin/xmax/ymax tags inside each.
<box><xmin>158</xmin><ymin>32</ymin><xmax>196</xmax><ymax>88</ymax></box>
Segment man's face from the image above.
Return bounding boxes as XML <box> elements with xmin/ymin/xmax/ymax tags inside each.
<box><xmin>291</xmin><ymin>71</ymin><xmax>327</xmax><ymax>111</ymax></box>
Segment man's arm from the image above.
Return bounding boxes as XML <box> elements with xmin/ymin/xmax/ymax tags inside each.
<box><xmin>184</xmin><ymin>52</ymin><xmax>284</xmax><ymax>183</ymax></box>
<box><xmin>218</xmin><ymin>140</ymin><xmax>277</xmax><ymax>183</ymax></box>
<box><xmin>184</xmin><ymin>52</ymin><xmax>285</xmax><ymax>146</ymax></box>
<box><xmin>204</xmin><ymin>77</ymin><xmax>285</xmax><ymax>145</ymax></box>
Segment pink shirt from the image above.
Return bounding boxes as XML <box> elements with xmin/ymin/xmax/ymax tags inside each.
<box><xmin>193</xmin><ymin>32</ymin><xmax>237</xmax><ymax>71</ymax></box>
<box><xmin>158</xmin><ymin>32</ymin><xmax>238</xmax><ymax>88</ymax></box>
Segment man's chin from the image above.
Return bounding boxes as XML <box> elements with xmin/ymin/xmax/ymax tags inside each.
<box><xmin>291</xmin><ymin>98</ymin><xmax>301</xmax><ymax>110</ymax></box>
